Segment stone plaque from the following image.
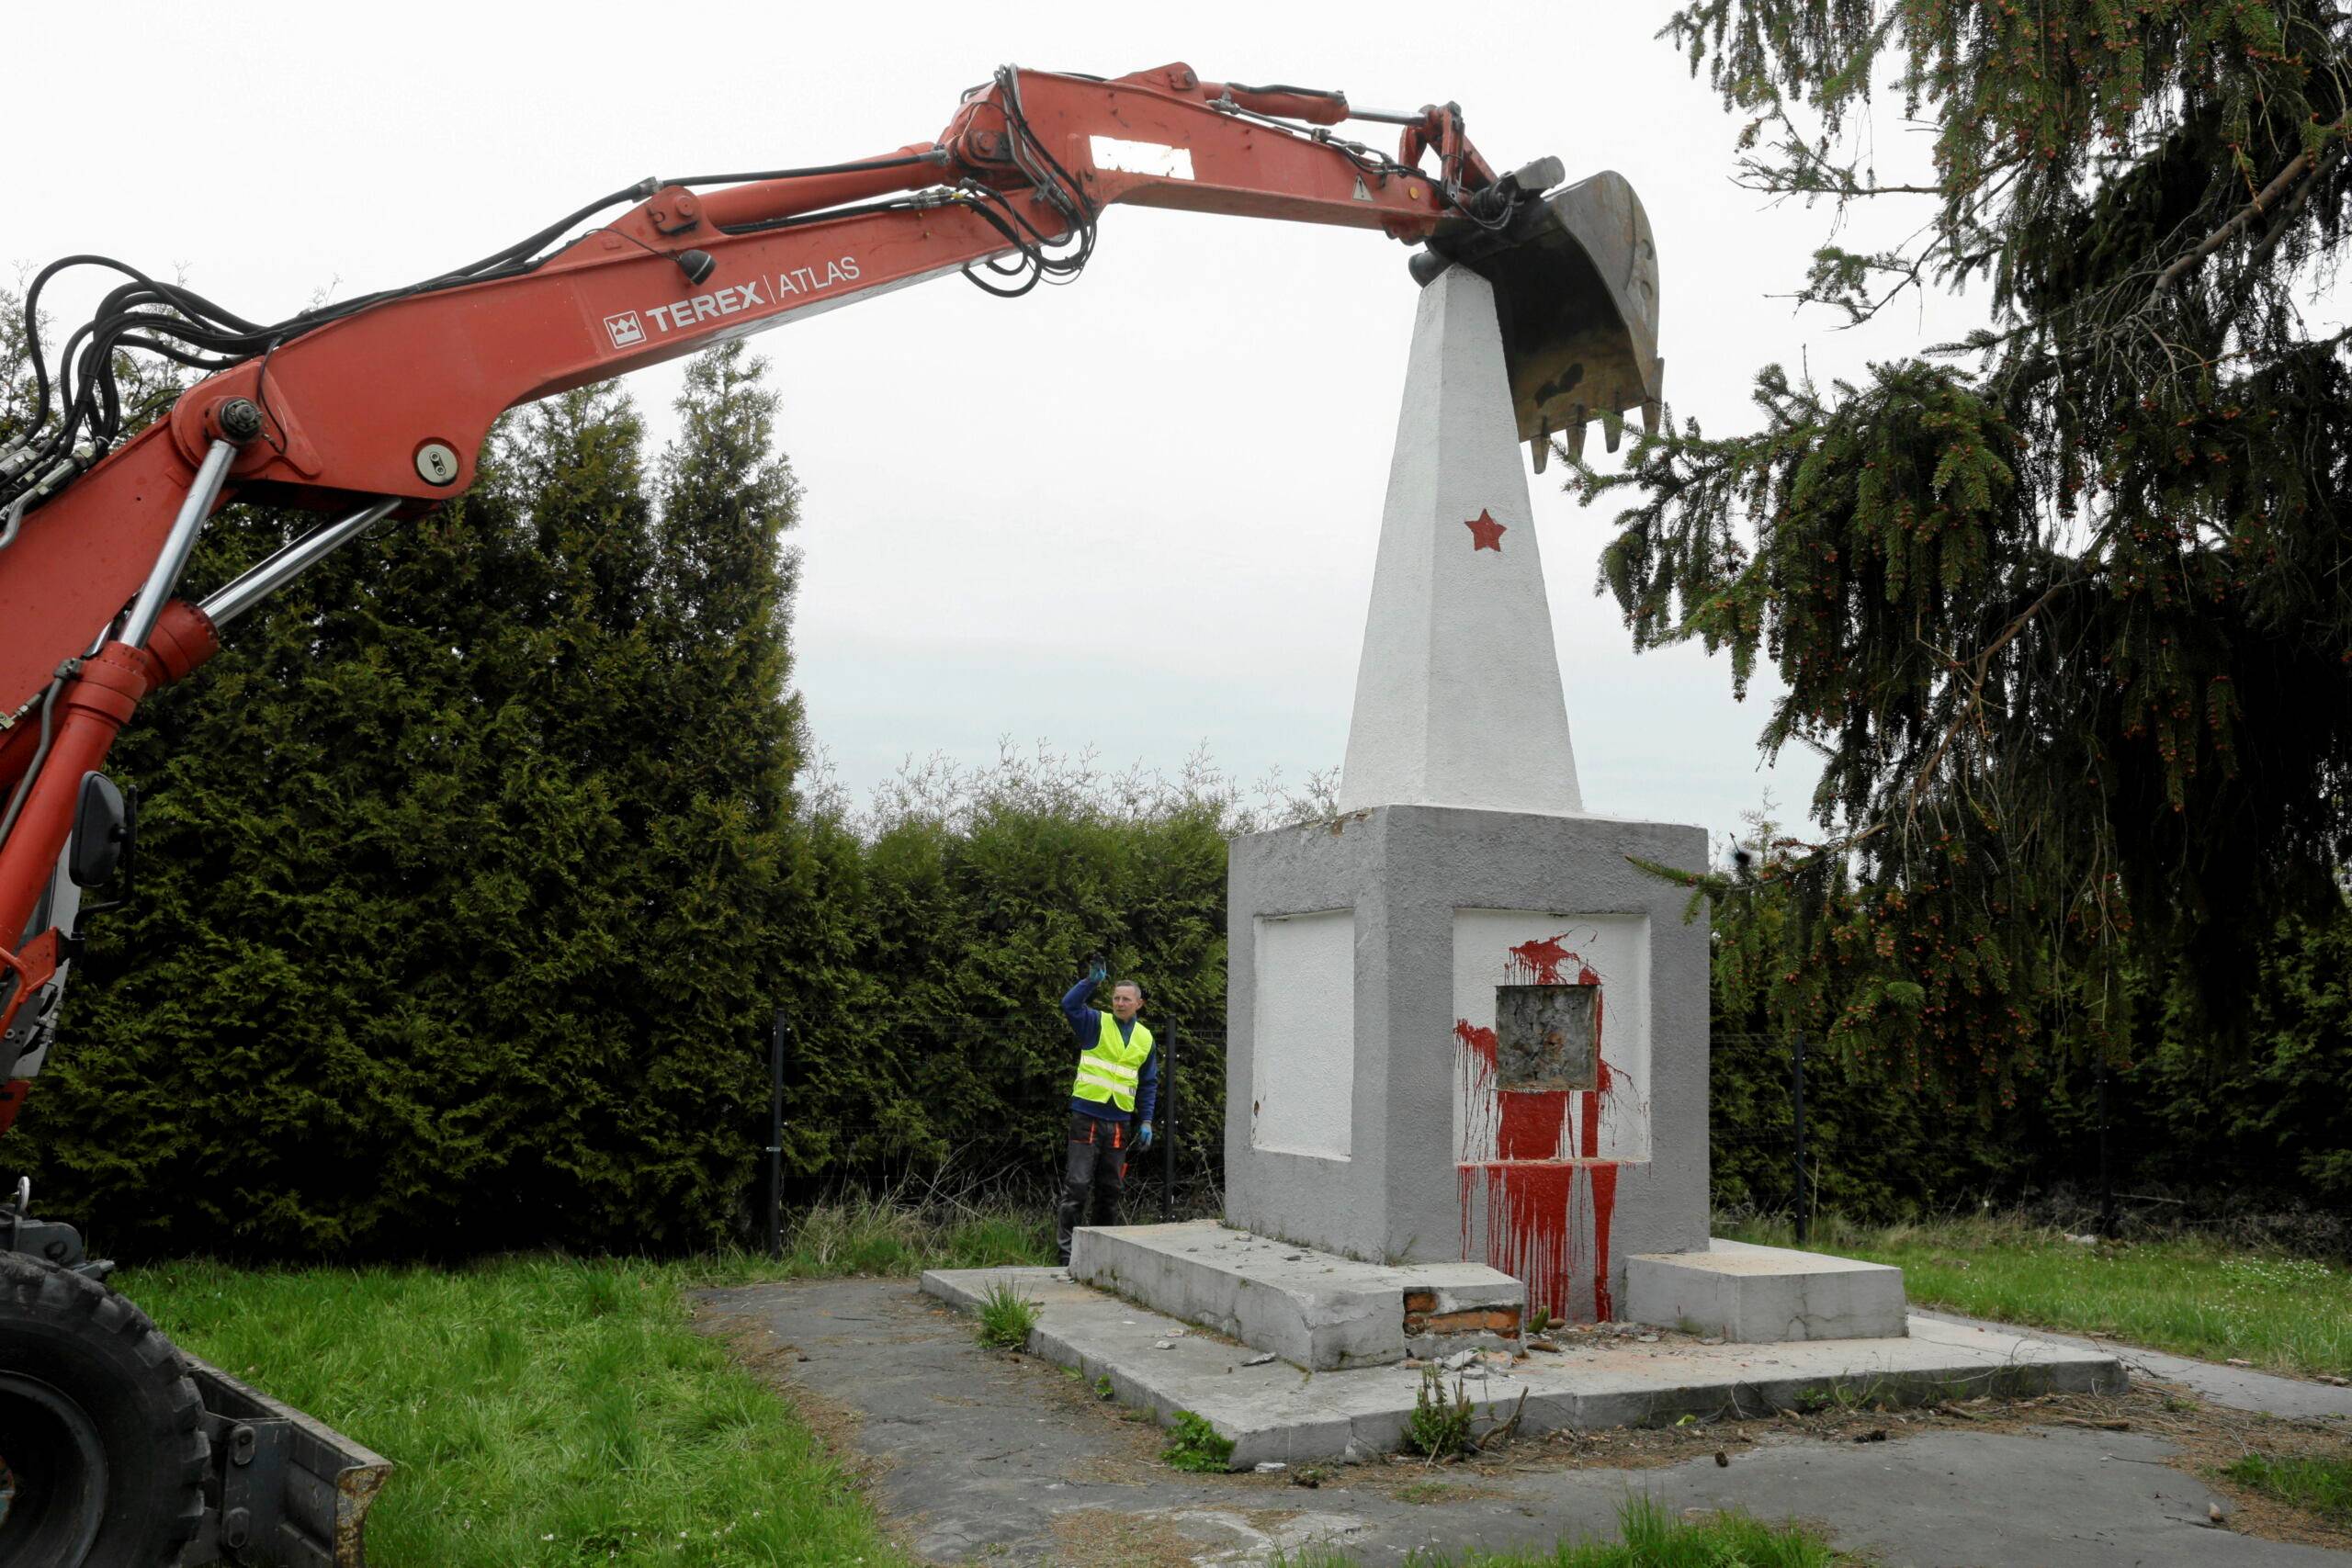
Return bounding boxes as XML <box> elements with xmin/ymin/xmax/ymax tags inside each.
<box><xmin>1494</xmin><ymin>984</ymin><xmax>1598</xmax><ymax>1092</ymax></box>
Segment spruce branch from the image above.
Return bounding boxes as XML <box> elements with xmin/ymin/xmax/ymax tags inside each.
<box><xmin>2146</xmin><ymin>117</ymin><xmax>2349</xmax><ymax>305</ymax></box>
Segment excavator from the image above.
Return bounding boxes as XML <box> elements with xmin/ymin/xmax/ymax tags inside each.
<box><xmin>0</xmin><ymin>60</ymin><xmax>1662</xmax><ymax>1565</ymax></box>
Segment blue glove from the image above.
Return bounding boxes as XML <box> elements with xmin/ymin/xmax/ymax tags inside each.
<box><xmin>1135</xmin><ymin>1121</ymin><xmax>1155</xmax><ymax>1152</ymax></box>
<box><xmin>1087</xmin><ymin>958</ymin><xmax>1109</xmax><ymax>985</ymax></box>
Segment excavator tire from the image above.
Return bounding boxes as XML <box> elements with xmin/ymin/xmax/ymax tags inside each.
<box><xmin>0</xmin><ymin>1254</ymin><xmax>207</xmax><ymax>1566</ymax></box>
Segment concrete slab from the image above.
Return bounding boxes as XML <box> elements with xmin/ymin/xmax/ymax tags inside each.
<box><xmin>922</xmin><ymin>1264</ymin><xmax>2124</xmax><ymax>1471</ymax></box>
<box><xmin>1069</xmin><ymin>1219</ymin><xmax>1524</xmax><ymax>1370</ymax></box>
<box><xmin>1917</xmin><ymin>1309</ymin><xmax>2352</xmax><ymax>1421</ymax></box>
<box><xmin>1626</xmin><ymin>1238</ymin><xmax>1908</xmax><ymax>1342</ymax></box>
<box><xmin>704</xmin><ymin>1276</ymin><xmax>2333</xmax><ymax>1568</ymax></box>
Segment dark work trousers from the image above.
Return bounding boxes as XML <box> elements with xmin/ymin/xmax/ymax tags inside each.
<box><xmin>1056</xmin><ymin>1111</ymin><xmax>1128</xmax><ymax>1265</ymax></box>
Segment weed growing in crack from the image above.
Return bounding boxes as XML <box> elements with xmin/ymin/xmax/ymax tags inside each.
<box><xmin>975</xmin><ymin>1280</ymin><xmax>1038</xmax><ymax>1349</ymax></box>
<box><xmin>1161</xmin><ymin>1410</ymin><xmax>1235</xmax><ymax>1472</ymax></box>
<box><xmin>1404</xmin><ymin>1366</ymin><xmax>1476</xmax><ymax>1460</ymax></box>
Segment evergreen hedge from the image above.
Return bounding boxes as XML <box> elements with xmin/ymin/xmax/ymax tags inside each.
<box><xmin>779</xmin><ymin>752</ymin><xmax>1230</xmax><ymax>1191</ymax></box>
<box><xmin>16</xmin><ymin>348</ymin><xmax>806</xmax><ymax>1258</ymax></box>
<box><xmin>7</xmin><ymin>326</ymin><xmax>2344</xmax><ymax>1261</ymax></box>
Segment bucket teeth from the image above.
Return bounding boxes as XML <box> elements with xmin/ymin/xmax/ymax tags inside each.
<box><xmin>1567</xmin><ymin>405</ymin><xmax>1590</xmax><ymax>463</ymax></box>
<box><xmin>1601</xmin><ymin>407</ymin><xmax>1624</xmax><ymax>454</ymax></box>
<box><xmin>1440</xmin><ymin>169</ymin><xmax>1663</xmax><ymax>449</ymax></box>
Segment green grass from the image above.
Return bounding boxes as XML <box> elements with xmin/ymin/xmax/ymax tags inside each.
<box><xmin>103</xmin><ymin>1198</ymin><xmax>1053</xmax><ymax>1566</ymax></box>
<box><xmin>118</xmin><ymin>1255</ymin><xmax>903</xmax><ymax>1566</ymax></box>
<box><xmin>695</xmin><ymin>1191</ymin><xmax>1055</xmax><ymax>1284</ymax></box>
<box><xmin>103</xmin><ymin>1203</ymin><xmax>1849</xmax><ymax>1567</ymax></box>
<box><xmin>1278</xmin><ymin>1495</ymin><xmax>1842</xmax><ymax>1565</ymax></box>
<box><xmin>1724</xmin><ymin>1212</ymin><xmax>2352</xmax><ymax>1381</ymax></box>
<box><xmin>2224</xmin><ymin>1451</ymin><xmax>2352</xmax><ymax>1524</ymax></box>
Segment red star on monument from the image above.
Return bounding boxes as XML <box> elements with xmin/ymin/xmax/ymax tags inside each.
<box><xmin>1464</xmin><ymin>510</ymin><xmax>1507</xmax><ymax>551</ymax></box>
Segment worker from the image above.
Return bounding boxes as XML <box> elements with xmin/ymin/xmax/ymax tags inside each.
<box><xmin>1057</xmin><ymin>959</ymin><xmax>1158</xmax><ymax>1266</ymax></box>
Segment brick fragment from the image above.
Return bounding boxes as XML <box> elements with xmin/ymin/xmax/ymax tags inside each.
<box><xmin>1403</xmin><ymin>1305</ymin><xmax>1522</xmax><ymax>1337</ymax></box>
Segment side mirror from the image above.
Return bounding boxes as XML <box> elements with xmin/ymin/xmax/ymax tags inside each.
<box><xmin>69</xmin><ymin>773</ymin><xmax>129</xmax><ymax>888</ymax></box>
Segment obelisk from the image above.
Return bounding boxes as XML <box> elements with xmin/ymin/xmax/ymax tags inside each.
<box><xmin>1337</xmin><ymin>266</ymin><xmax>1581</xmax><ymax>817</ymax></box>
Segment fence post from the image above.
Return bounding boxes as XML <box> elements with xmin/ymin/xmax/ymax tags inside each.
<box><xmin>1792</xmin><ymin>1028</ymin><xmax>1810</xmax><ymax>1247</ymax></box>
<box><xmin>1161</xmin><ymin>1021</ymin><xmax>1176</xmax><ymax>1221</ymax></box>
<box><xmin>2096</xmin><ymin>1059</ymin><xmax>2115</xmax><ymax>1239</ymax></box>
<box><xmin>766</xmin><ymin>1012</ymin><xmax>787</xmax><ymax>1259</ymax></box>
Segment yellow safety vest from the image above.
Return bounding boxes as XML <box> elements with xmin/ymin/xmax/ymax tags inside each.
<box><xmin>1070</xmin><ymin>1011</ymin><xmax>1154</xmax><ymax>1113</ymax></box>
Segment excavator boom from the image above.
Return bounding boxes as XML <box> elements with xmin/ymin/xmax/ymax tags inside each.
<box><xmin>0</xmin><ymin>59</ymin><xmax>1663</xmax><ymax>1567</ymax></box>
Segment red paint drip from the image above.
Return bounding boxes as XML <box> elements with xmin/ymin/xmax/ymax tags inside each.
<box><xmin>1581</xmin><ymin>971</ymin><xmax>1611</xmax><ymax>1157</ymax></box>
<box><xmin>1454</xmin><ymin>1019</ymin><xmax>1500</xmax><ymax>1165</ymax></box>
<box><xmin>1457</xmin><ymin>936</ymin><xmax>1629</xmax><ymax>1320</ymax></box>
<box><xmin>1496</xmin><ymin>1090</ymin><xmax>1567</xmax><ymax>1160</ymax></box>
<box><xmin>1480</xmin><ymin>1161</ymin><xmax>1577</xmax><ymax>1318</ymax></box>
<box><xmin>1508</xmin><ymin>935</ymin><xmax>1574</xmax><ymax>984</ymax></box>
<box><xmin>1452</xmin><ymin>1019</ymin><xmax>1498</xmax><ymax>1067</ymax></box>
<box><xmin>1589</xmin><ymin>1161</ymin><xmax>1620</xmax><ymax>1321</ymax></box>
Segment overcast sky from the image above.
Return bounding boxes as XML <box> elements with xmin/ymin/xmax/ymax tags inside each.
<box><xmin>14</xmin><ymin>2</ymin><xmax>1998</xmax><ymax>847</ymax></box>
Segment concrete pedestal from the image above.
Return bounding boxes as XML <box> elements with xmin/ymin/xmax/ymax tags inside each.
<box><xmin>1626</xmin><ymin>1239</ymin><xmax>1909</xmax><ymax>1342</ymax></box>
<box><xmin>922</xmin><ymin>1265</ymin><xmax>2126</xmax><ymax>1467</ymax></box>
<box><xmin>1225</xmin><ymin>805</ymin><xmax>1710</xmax><ymax>1322</ymax></box>
<box><xmin>1069</xmin><ymin>1220</ymin><xmax>1524</xmax><ymax>1371</ymax></box>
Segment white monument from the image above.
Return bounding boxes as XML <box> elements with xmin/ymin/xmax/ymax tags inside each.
<box><xmin>1222</xmin><ymin>264</ymin><xmax>1709</xmax><ymax>1323</ymax></box>
<box><xmin>1067</xmin><ymin>180</ymin><xmax>1911</xmax><ymax>1349</ymax></box>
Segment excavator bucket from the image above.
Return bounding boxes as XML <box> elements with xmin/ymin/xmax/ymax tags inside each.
<box><xmin>1432</xmin><ymin>169</ymin><xmax>1663</xmax><ymax>470</ymax></box>
<box><xmin>183</xmin><ymin>1354</ymin><xmax>393</xmax><ymax>1565</ymax></box>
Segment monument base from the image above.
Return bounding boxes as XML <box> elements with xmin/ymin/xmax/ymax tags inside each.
<box><xmin>1069</xmin><ymin>1220</ymin><xmax>1523</xmax><ymax>1371</ymax></box>
<box><xmin>1227</xmin><ymin>805</ymin><xmax>1712</xmax><ymax>1320</ymax></box>
<box><xmin>1626</xmin><ymin>1239</ymin><xmax>1909</xmax><ymax>1342</ymax></box>
<box><xmin>921</xmin><ymin>1262</ymin><xmax>2127</xmax><ymax>1469</ymax></box>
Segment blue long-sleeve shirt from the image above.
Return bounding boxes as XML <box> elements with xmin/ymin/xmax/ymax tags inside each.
<box><xmin>1064</xmin><ymin>976</ymin><xmax>1158</xmax><ymax>1125</ymax></box>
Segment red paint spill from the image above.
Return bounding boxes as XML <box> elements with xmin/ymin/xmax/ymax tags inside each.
<box><xmin>1459</xmin><ymin>933</ymin><xmax>1630</xmax><ymax>1320</ymax></box>
<box><xmin>1482</xmin><ymin>1161</ymin><xmax>1576</xmax><ymax>1314</ymax></box>
<box><xmin>1464</xmin><ymin>509</ymin><xmax>1507</xmax><ymax>551</ymax></box>
<box><xmin>1452</xmin><ymin>1019</ymin><xmax>1498</xmax><ymax>1067</ymax></box>
<box><xmin>1453</xmin><ymin>1019</ymin><xmax>1500</xmax><ymax>1167</ymax></box>
<box><xmin>1506</xmin><ymin>935</ymin><xmax>1573</xmax><ymax>983</ymax></box>
<box><xmin>1461</xmin><ymin>1158</ymin><xmax>1625</xmax><ymax>1321</ymax></box>
<box><xmin>1589</xmin><ymin>1161</ymin><xmax>1620</xmax><ymax>1320</ymax></box>
<box><xmin>1496</xmin><ymin>1090</ymin><xmax>1567</xmax><ymax>1159</ymax></box>
<box><xmin>1579</xmin><ymin>1061</ymin><xmax>1611</xmax><ymax>1160</ymax></box>
<box><xmin>1506</xmin><ymin>935</ymin><xmax>1602</xmax><ymax>991</ymax></box>
<box><xmin>1502</xmin><ymin>934</ymin><xmax>1610</xmax><ymax>1156</ymax></box>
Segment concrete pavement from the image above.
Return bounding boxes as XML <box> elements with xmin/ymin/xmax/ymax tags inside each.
<box><xmin>699</xmin><ymin>1276</ymin><xmax>2352</xmax><ymax>1567</ymax></box>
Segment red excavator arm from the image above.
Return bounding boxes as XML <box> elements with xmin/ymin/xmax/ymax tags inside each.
<box><xmin>0</xmin><ymin>60</ymin><xmax>1668</xmax><ymax>1566</ymax></box>
<box><xmin>0</xmin><ymin>60</ymin><xmax>1662</xmax><ymax>1101</ymax></box>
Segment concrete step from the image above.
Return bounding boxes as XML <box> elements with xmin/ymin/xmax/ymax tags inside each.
<box><xmin>1069</xmin><ymin>1220</ymin><xmax>1523</xmax><ymax>1371</ymax></box>
<box><xmin>920</xmin><ymin>1265</ymin><xmax>2125</xmax><ymax>1470</ymax></box>
<box><xmin>1625</xmin><ymin>1238</ymin><xmax>1907</xmax><ymax>1342</ymax></box>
